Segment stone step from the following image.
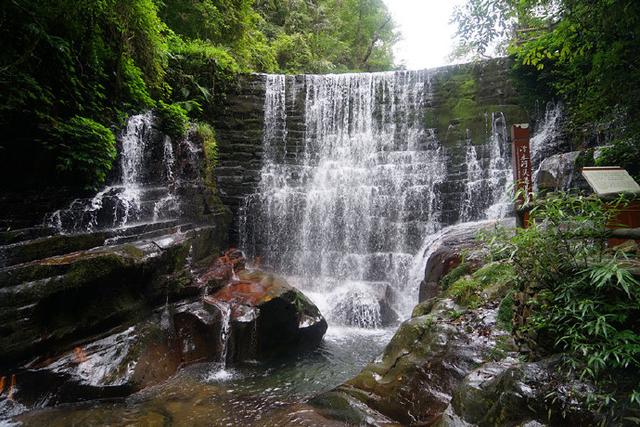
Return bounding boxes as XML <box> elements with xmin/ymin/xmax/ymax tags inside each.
<box><xmin>0</xmin><ymin>228</ymin><xmax>191</xmax><ymax>288</ymax></box>
<box><xmin>0</xmin><ymin>226</ymin><xmax>58</xmax><ymax>246</ymax></box>
<box><xmin>0</xmin><ymin>220</ymin><xmax>185</xmax><ymax>269</ymax></box>
<box><xmin>0</xmin><ymin>232</ymin><xmax>109</xmax><ymax>269</ymax></box>
<box><xmin>0</xmin><ymin>220</ymin><xmax>191</xmax><ymax>278</ymax></box>
<box><xmin>105</xmin><ymin>223</ymin><xmax>194</xmax><ymax>246</ymax></box>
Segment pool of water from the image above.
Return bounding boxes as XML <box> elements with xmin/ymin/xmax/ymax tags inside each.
<box><xmin>8</xmin><ymin>325</ymin><xmax>395</xmax><ymax>426</ymax></box>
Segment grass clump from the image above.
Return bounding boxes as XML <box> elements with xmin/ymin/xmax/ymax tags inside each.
<box><xmin>446</xmin><ymin>261</ymin><xmax>516</xmax><ymax>308</ymax></box>
<box><xmin>441</xmin><ymin>261</ymin><xmax>471</xmax><ymax>290</ymax></box>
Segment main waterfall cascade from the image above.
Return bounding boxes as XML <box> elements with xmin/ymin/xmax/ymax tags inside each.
<box><xmin>240</xmin><ymin>71</ymin><xmax>516</xmax><ymax>327</ymax></box>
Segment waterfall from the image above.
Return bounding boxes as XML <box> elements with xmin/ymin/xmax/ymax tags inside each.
<box><xmin>241</xmin><ymin>71</ymin><xmax>516</xmax><ymax>326</ymax></box>
<box><xmin>46</xmin><ymin>113</ymin><xmax>182</xmax><ymax>233</ymax></box>
<box><xmin>530</xmin><ymin>102</ymin><xmax>564</xmax><ymax>167</ymax></box>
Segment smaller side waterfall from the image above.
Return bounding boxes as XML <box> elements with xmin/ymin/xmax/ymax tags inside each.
<box><xmin>46</xmin><ymin>113</ymin><xmax>183</xmax><ymax>233</ymax></box>
<box><xmin>530</xmin><ymin>102</ymin><xmax>564</xmax><ymax>167</ymax></box>
<box><xmin>459</xmin><ymin>112</ymin><xmax>513</xmax><ymax>221</ymax></box>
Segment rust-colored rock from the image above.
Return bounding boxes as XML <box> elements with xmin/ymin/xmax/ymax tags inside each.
<box><xmin>204</xmin><ymin>270</ymin><xmax>327</xmax><ymax>360</ymax></box>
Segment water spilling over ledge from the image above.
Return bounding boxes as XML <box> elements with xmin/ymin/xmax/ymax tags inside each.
<box><xmin>236</xmin><ymin>69</ymin><xmax>518</xmax><ymax>324</ymax></box>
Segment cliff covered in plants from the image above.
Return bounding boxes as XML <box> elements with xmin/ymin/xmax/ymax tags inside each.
<box><xmin>452</xmin><ymin>0</ymin><xmax>640</xmax><ymax>180</ymax></box>
<box><xmin>0</xmin><ymin>0</ymin><xmax>396</xmax><ymax>192</ymax></box>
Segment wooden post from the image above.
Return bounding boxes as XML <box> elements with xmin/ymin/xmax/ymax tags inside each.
<box><xmin>511</xmin><ymin>124</ymin><xmax>532</xmax><ymax>228</ymax></box>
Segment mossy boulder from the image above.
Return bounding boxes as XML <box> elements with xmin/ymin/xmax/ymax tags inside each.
<box><xmin>309</xmin><ymin>298</ymin><xmax>510</xmax><ymax>425</ymax></box>
<box><xmin>205</xmin><ymin>269</ymin><xmax>327</xmax><ymax>361</ymax></box>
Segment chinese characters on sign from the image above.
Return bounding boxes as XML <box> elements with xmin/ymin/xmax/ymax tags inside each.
<box><xmin>511</xmin><ymin>124</ymin><xmax>532</xmax><ymax>228</ymax></box>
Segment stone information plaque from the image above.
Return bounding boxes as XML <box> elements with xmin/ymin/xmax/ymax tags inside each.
<box><xmin>582</xmin><ymin>167</ymin><xmax>640</xmax><ymax>197</ymax></box>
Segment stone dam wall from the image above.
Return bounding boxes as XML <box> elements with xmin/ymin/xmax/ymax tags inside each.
<box><xmin>212</xmin><ymin>58</ymin><xmax>529</xmax><ymax>243</ymax></box>
<box><xmin>213</xmin><ymin>59</ymin><xmax>529</xmax><ymax>241</ymax></box>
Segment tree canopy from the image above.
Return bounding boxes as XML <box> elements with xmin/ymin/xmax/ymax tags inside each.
<box><xmin>0</xmin><ymin>0</ymin><xmax>397</xmax><ymax>190</ymax></box>
<box><xmin>453</xmin><ymin>0</ymin><xmax>640</xmax><ymax>178</ymax></box>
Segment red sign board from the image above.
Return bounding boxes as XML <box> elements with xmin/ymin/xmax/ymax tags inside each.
<box><xmin>511</xmin><ymin>124</ymin><xmax>532</xmax><ymax>227</ymax></box>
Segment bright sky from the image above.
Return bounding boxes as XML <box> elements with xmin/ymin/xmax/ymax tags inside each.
<box><xmin>383</xmin><ymin>0</ymin><xmax>464</xmax><ymax>70</ymax></box>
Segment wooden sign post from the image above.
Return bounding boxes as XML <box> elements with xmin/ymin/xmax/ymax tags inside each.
<box><xmin>511</xmin><ymin>124</ymin><xmax>533</xmax><ymax>228</ymax></box>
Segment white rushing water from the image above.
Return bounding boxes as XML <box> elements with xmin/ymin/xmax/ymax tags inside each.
<box><xmin>240</xmin><ymin>71</ymin><xmax>516</xmax><ymax>327</ymax></box>
<box><xmin>530</xmin><ymin>101</ymin><xmax>564</xmax><ymax>167</ymax></box>
<box><xmin>46</xmin><ymin>113</ymin><xmax>182</xmax><ymax>233</ymax></box>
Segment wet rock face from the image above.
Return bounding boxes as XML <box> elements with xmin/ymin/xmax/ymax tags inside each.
<box><xmin>329</xmin><ymin>284</ymin><xmax>398</xmax><ymax>328</ymax></box>
<box><xmin>419</xmin><ymin>219</ymin><xmax>514</xmax><ymax>302</ymax></box>
<box><xmin>7</xmin><ymin>301</ymin><xmax>217</xmax><ymax>407</ymax></box>
<box><xmin>205</xmin><ymin>269</ymin><xmax>328</xmax><ymax>360</ymax></box>
<box><xmin>309</xmin><ymin>298</ymin><xmax>510</xmax><ymax>425</ymax></box>
<box><xmin>440</xmin><ymin>357</ymin><xmax>605</xmax><ymax>427</ymax></box>
<box><xmin>0</xmin><ymin>225</ymin><xmax>226</xmax><ymax>367</ymax></box>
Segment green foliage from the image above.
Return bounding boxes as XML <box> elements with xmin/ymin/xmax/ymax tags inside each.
<box><xmin>596</xmin><ymin>138</ymin><xmax>640</xmax><ymax>182</ymax></box>
<box><xmin>0</xmin><ymin>0</ymin><xmax>397</xmax><ymax>190</ymax></box>
<box><xmin>0</xmin><ymin>0</ymin><xmax>167</xmax><ymax>189</ymax></box>
<box><xmin>448</xmin><ymin>277</ymin><xmax>484</xmax><ymax>308</ymax></box>
<box><xmin>453</xmin><ymin>0</ymin><xmax>640</xmax><ymax>170</ymax></box>
<box><xmin>120</xmin><ymin>56</ymin><xmax>156</xmax><ymax>109</ymax></box>
<box><xmin>446</xmin><ymin>261</ymin><xmax>516</xmax><ymax>308</ymax></box>
<box><xmin>51</xmin><ymin>117</ymin><xmax>117</xmax><ymax>189</ymax></box>
<box><xmin>165</xmin><ymin>37</ymin><xmax>240</xmax><ymax>120</ymax></box>
<box><xmin>194</xmin><ymin>122</ymin><xmax>218</xmax><ymax>186</ymax></box>
<box><xmin>255</xmin><ymin>0</ymin><xmax>396</xmax><ymax>72</ymax></box>
<box><xmin>156</xmin><ymin>101</ymin><xmax>189</xmax><ymax>140</ymax></box>
<box><xmin>497</xmin><ymin>291</ymin><xmax>514</xmax><ymax>331</ymax></box>
<box><xmin>484</xmin><ymin>192</ymin><xmax>640</xmax><ymax>414</ymax></box>
<box><xmin>441</xmin><ymin>262</ymin><xmax>471</xmax><ymax>290</ymax></box>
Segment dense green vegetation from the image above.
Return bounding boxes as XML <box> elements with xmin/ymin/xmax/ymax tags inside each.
<box><xmin>483</xmin><ymin>193</ymin><xmax>640</xmax><ymax>418</ymax></box>
<box><xmin>0</xmin><ymin>0</ymin><xmax>396</xmax><ymax>190</ymax></box>
<box><xmin>453</xmin><ymin>0</ymin><xmax>640</xmax><ymax>179</ymax></box>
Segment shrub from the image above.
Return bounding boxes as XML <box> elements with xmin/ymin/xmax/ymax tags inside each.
<box><xmin>448</xmin><ymin>277</ymin><xmax>483</xmax><ymax>308</ymax></box>
<box><xmin>496</xmin><ymin>292</ymin><xmax>514</xmax><ymax>331</ymax></box>
<box><xmin>52</xmin><ymin>116</ymin><xmax>117</xmax><ymax>189</ymax></box>
<box><xmin>446</xmin><ymin>261</ymin><xmax>515</xmax><ymax>308</ymax></box>
<box><xmin>596</xmin><ymin>137</ymin><xmax>640</xmax><ymax>182</ymax></box>
<box><xmin>156</xmin><ymin>101</ymin><xmax>189</xmax><ymax>140</ymax></box>
<box><xmin>484</xmin><ymin>192</ymin><xmax>640</xmax><ymax>415</ymax></box>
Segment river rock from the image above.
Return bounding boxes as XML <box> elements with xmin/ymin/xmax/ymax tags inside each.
<box><xmin>419</xmin><ymin>219</ymin><xmax>514</xmax><ymax>302</ymax></box>
<box><xmin>438</xmin><ymin>356</ymin><xmax>608</xmax><ymax>427</ymax></box>
<box><xmin>534</xmin><ymin>151</ymin><xmax>589</xmax><ymax>192</ymax></box>
<box><xmin>204</xmin><ymin>270</ymin><xmax>327</xmax><ymax>360</ymax></box>
<box><xmin>308</xmin><ymin>298</ymin><xmax>511</xmax><ymax>425</ymax></box>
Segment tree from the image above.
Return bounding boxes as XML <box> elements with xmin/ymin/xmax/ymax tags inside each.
<box><xmin>452</xmin><ymin>0</ymin><xmax>640</xmax><ymax>178</ymax></box>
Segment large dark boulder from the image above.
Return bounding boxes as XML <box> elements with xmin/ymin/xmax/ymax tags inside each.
<box><xmin>0</xmin><ymin>224</ymin><xmax>225</xmax><ymax>367</ymax></box>
<box><xmin>534</xmin><ymin>150</ymin><xmax>589</xmax><ymax>192</ymax></box>
<box><xmin>205</xmin><ymin>269</ymin><xmax>327</xmax><ymax>361</ymax></box>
